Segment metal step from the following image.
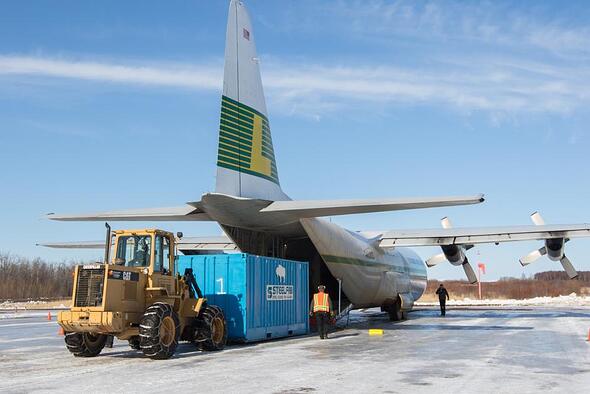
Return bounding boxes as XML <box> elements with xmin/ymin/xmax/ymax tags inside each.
<box><xmin>335</xmin><ymin>303</ymin><xmax>354</xmax><ymax>327</ymax></box>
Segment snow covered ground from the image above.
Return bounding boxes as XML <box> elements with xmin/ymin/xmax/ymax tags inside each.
<box><xmin>0</xmin><ymin>300</ymin><xmax>68</xmax><ymax>311</ymax></box>
<box><xmin>1</xmin><ymin>307</ymin><xmax>589</xmax><ymax>393</ymax></box>
<box><xmin>416</xmin><ymin>293</ymin><xmax>590</xmax><ymax>307</ymax></box>
<box><xmin>4</xmin><ymin>294</ymin><xmax>590</xmax><ymax>312</ymax></box>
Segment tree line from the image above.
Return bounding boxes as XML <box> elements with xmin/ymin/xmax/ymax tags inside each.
<box><xmin>0</xmin><ymin>253</ymin><xmax>76</xmax><ymax>301</ymax></box>
<box><xmin>1</xmin><ymin>252</ymin><xmax>589</xmax><ymax>301</ymax></box>
<box><xmin>427</xmin><ymin>271</ymin><xmax>590</xmax><ymax>300</ymax></box>
<box><xmin>533</xmin><ymin>271</ymin><xmax>590</xmax><ymax>281</ymax></box>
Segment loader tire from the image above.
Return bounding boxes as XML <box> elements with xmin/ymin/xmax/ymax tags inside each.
<box><xmin>139</xmin><ymin>302</ymin><xmax>180</xmax><ymax>360</ymax></box>
<box><xmin>64</xmin><ymin>332</ymin><xmax>107</xmax><ymax>357</ymax></box>
<box><xmin>128</xmin><ymin>336</ymin><xmax>141</xmax><ymax>350</ymax></box>
<box><xmin>195</xmin><ymin>305</ymin><xmax>227</xmax><ymax>351</ymax></box>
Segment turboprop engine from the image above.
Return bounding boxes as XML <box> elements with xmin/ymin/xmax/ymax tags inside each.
<box><xmin>519</xmin><ymin>212</ymin><xmax>578</xmax><ymax>279</ymax></box>
<box><xmin>426</xmin><ymin>217</ymin><xmax>478</xmax><ymax>284</ymax></box>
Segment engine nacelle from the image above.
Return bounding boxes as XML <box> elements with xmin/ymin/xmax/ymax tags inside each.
<box><xmin>441</xmin><ymin>244</ymin><xmax>467</xmax><ymax>266</ymax></box>
<box><xmin>545</xmin><ymin>238</ymin><xmax>565</xmax><ymax>261</ymax></box>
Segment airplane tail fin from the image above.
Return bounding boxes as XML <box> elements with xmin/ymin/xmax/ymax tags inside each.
<box><xmin>215</xmin><ymin>0</ymin><xmax>288</xmax><ymax>201</ymax></box>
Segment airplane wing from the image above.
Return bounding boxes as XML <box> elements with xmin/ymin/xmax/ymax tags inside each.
<box><xmin>39</xmin><ymin>236</ymin><xmax>238</xmax><ymax>253</ymax></box>
<box><xmin>379</xmin><ymin>224</ymin><xmax>590</xmax><ymax>247</ymax></box>
<box><xmin>377</xmin><ymin>214</ymin><xmax>590</xmax><ymax>282</ymax></box>
<box><xmin>260</xmin><ymin>194</ymin><xmax>485</xmax><ymax>217</ymax></box>
<box><xmin>47</xmin><ymin>194</ymin><xmax>484</xmax><ymax>222</ymax></box>
<box><xmin>47</xmin><ymin>205</ymin><xmax>212</xmax><ymax>222</ymax></box>
<box><xmin>37</xmin><ymin>240</ymin><xmax>105</xmax><ymax>249</ymax></box>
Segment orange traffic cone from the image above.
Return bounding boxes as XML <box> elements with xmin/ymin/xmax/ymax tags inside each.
<box><xmin>587</xmin><ymin>328</ymin><xmax>590</xmax><ymax>342</ymax></box>
<box><xmin>47</xmin><ymin>312</ymin><xmax>52</xmax><ymax>321</ymax></box>
<box><xmin>58</xmin><ymin>327</ymin><xmax>64</xmax><ymax>336</ymax></box>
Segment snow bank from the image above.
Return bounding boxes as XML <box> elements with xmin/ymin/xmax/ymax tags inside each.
<box><xmin>0</xmin><ymin>311</ymin><xmax>53</xmax><ymax>319</ymax></box>
<box><xmin>0</xmin><ymin>300</ymin><xmax>69</xmax><ymax>311</ymax></box>
<box><xmin>416</xmin><ymin>293</ymin><xmax>590</xmax><ymax>307</ymax></box>
<box><xmin>0</xmin><ymin>300</ymin><xmax>48</xmax><ymax>309</ymax></box>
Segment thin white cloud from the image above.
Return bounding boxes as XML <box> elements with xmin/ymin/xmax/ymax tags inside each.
<box><xmin>328</xmin><ymin>0</ymin><xmax>590</xmax><ymax>57</ymax></box>
<box><xmin>0</xmin><ymin>56</ymin><xmax>221</xmax><ymax>90</ymax></box>
<box><xmin>1</xmin><ymin>54</ymin><xmax>589</xmax><ymax>116</ymax></box>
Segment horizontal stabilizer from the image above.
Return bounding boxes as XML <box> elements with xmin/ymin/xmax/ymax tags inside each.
<box><xmin>39</xmin><ymin>236</ymin><xmax>237</xmax><ymax>253</ymax></box>
<box><xmin>47</xmin><ymin>205</ymin><xmax>211</xmax><ymax>222</ymax></box>
<box><xmin>37</xmin><ymin>240</ymin><xmax>105</xmax><ymax>249</ymax></box>
<box><xmin>260</xmin><ymin>194</ymin><xmax>485</xmax><ymax>218</ymax></box>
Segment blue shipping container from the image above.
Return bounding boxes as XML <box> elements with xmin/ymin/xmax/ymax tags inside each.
<box><xmin>176</xmin><ymin>254</ymin><xmax>309</xmax><ymax>342</ymax></box>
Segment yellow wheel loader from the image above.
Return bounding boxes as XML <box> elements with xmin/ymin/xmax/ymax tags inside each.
<box><xmin>58</xmin><ymin>224</ymin><xmax>227</xmax><ymax>359</ymax></box>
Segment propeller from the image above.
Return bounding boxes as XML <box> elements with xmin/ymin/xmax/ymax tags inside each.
<box><xmin>462</xmin><ymin>260</ymin><xmax>478</xmax><ymax>284</ymax></box>
<box><xmin>426</xmin><ymin>253</ymin><xmax>446</xmax><ymax>267</ymax></box>
<box><xmin>441</xmin><ymin>216</ymin><xmax>453</xmax><ymax>229</ymax></box>
<box><xmin>426</xmin><ymin>217</ymin><xmax>478</xmax><ymax>284</ymax></box>
<box><xmin>426</xmin><ymin>217</ymin><xmax>453</xmax><ymax>267</ymax></box>
<box><xmin>530</xmin><ymin>211</ymin><xmax>545</xmax><ymax>226</ymax></box>
<box><xmin>519</xmin><ymin>246</ymin><xmax>546</xmax><ymax>266</ymax></box>
<box><xmin>559</xmin><ymin>256</ymin><xmax>578</xmax><ymax>279</ymax></box>
<box><xmin>519</xmin><ymin>212</ymin><xmax>578</xmax><ymax>279</ymax></box>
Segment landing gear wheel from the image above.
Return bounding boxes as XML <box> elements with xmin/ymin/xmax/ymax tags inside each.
<box><xmin>387</xmin><ymin>298</ymin><xmax>403</xmax><ymax>321</ymax></box>
<box><xmin>128</xmin><ymin>336</ymin><xmax>141</xmax><ymax>350</ymax></box>
<box><xmin>195</xmin><ymin>305</ymin><xmax>228</xmax><ymax>351</ymax></box>
<box><xmin>139</xmin><ymin>302</ymin><xmax>180</xmax><ymax>360</ymax></box>
<box><xmin>64</xmin><ymin>332</ymin><xmax>107</xmax><ymax>357</ymax></box>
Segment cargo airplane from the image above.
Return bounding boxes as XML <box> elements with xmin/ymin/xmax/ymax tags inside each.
<box><xmin>44</xmin><ymin>0</ymin><xmax>590</xmax><ymax>320</ymax></box>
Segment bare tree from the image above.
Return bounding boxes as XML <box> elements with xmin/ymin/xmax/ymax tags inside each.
<box><xmin>427</xmin><ymin>272</ymin><xmax>590</xmax><ymax>300</ymax></box>
<box><xmin>0</xmin><ymin>253</ymin><xmax>80</xmax><ymax>301</ymax></box>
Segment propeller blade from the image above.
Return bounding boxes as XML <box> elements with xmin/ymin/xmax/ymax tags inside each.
<box><xmin>519</xmin><ymin>246</ymin><xmax>547</xmax><ymax>266</ymax></box>
<box><xmin>530</xmin><ymin>211</ymin><xmax>545</xmax><ymax>226</ymax></box>
<box><xmin>441</xmin><ymin>217</ymin><xmax>453</xmax><ymax>229</ymax></box>
<box><xmin>462</xmin><ymin>262</ymin><xmax>478</xmax><ymax>284</ymax></box>
<box><xmin>559</xmin><ymin>255</ymin><xmax>578</xmax><ymax>279</ymax></box>
<box><xmin>426</xmin><ymin>253</ymin><xmax>447</xmax><ymax>267</ymax></box>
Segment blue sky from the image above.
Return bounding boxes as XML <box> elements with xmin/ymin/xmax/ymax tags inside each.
<box><xmin>1</xmin><ymin>0</ymin><xmax>589</xmax><ymax>280</ymax></box>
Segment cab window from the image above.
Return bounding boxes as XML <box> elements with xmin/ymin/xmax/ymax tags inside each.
<box><xmin>154</xmin><ymin>235</ymin><xmax>171</xmax><ymax>274</ymax></box>
<box><xmin>115</xmin><ymin>235</ymin><xmax>152</xmax><ymax>268</ymax></box>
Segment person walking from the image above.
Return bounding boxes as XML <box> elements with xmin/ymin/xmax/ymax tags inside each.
<box><xmin>436</xmin><ymin>283</ymin><xmax>450</xmax><ymax>316</ymax></box>
<box><xmin>309</xmin><ymin>285</ymin><xmax>334</xmax><ymax>339</ymax></box>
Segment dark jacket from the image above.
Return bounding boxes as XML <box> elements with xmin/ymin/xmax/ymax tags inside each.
<box><xmin>436</xmin><ymin>287</ymin><xmax>449</xmax><ymax>301</ymax></box>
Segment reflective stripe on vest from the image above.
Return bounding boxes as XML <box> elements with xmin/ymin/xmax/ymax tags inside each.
<box><xmin>313</xmin><ymin>292</ymin><xmax>330</xmax><ymax>313</ymax></box>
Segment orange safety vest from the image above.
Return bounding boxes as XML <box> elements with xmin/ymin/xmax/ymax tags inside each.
<box><xmin>313</xmin><ymin>292</ymin><xmax>330</xmax><ymax>313</ymax></box>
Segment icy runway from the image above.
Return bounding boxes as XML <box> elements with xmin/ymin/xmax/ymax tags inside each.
<box><xmin>1</xmin><ymin>307</ymin><xmax>589</xmax><ymax>393</ymax></box>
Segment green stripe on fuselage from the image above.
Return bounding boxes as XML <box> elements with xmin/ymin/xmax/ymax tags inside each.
<box><xmin>321</xmin><ymin>254</ymin><xmax>427</xmax><ymax>279</ymax></box>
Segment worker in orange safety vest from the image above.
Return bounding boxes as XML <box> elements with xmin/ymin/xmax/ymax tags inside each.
<box><xmin>309</xmin><ymin>285</ymin><xmax>334</xmax><ymax>339</ymax></box>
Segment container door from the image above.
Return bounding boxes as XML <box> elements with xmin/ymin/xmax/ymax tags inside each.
<box><xmin>246</xmin><ymin>256</ymin><xmax>309</xmax><ymax>341</ymax></box>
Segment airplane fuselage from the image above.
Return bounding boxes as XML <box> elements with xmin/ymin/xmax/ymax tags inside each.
<box><xmin>199</xmin><ymin>193</ymin><xmax>428</xmax><ymax>308</ymax></box>
<box><xmin>300</xmin><ymin>218</ymin><xmax>427</xmax><ymax>308</ymax></box>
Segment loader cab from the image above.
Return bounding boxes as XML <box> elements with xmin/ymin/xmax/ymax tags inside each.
<box><xmin>114</xmin><ymin>234</ymin><xmax>152</xmax><ymax>268</ymax></box>
<box><xmin>111</xmin><ymin>229</ymin><xmax>176</xmax><ymax>293</ymax></box>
